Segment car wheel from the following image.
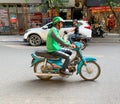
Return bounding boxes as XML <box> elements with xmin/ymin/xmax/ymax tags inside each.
<box><xmin>29</xmin><ymin>34</ymin><xmax>42</xmax><ymax>46</ymax></box>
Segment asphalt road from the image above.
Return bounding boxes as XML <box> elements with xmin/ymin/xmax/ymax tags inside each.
<box><xmin>0</xmin><ymin>42</ymin><xmax>120</xmax><ymax>104</ymax></box>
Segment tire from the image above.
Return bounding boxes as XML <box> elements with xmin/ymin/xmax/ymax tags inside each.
<box><xmin>100</xmin><ymin>31</ymin><xmax>105</xmax><ymax>38</ymax></box>
<box><xmin>29</xmin><ymin>34</ymin><xmax>42</xmax><ymax>46</ymax></box>
<box><xmin>80</xmin><ymin>61</ymin><xmax>101</xmax><ymax>81</ymax></box>
<box><xmin>34</xmin><ymin>61</ymin><xmax>52</xmax><ymax>80</ymax></box>
<box><xmin>80</xmin><ymin>40</ymin><xmax>87</xmax><ymax>50</ymax></box>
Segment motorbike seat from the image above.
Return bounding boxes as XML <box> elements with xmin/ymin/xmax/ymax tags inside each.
<box><xmin>35</xmin><ymin>50</ymin><xmax>59</xmax><ymax>59</ymax></box>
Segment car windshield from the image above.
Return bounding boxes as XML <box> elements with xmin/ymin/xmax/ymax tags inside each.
<box><xmin>63</xmin><ymin>21</ymin><xmax>73</xmax><ymax>28</ymax></box>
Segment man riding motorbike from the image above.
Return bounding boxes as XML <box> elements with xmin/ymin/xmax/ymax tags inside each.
<box><xmin>46</xmin><ymin>16</ymin><xmax>75</xmax><ymax>75</ymax></box>
<box><xmin>64</xmin><ymin>19</ymin><xmax>80</xmax><ymax>43</ymax></box>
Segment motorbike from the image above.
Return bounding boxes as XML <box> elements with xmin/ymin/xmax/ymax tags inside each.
<box><xmin>63</xmin><ymin>33</ymin><xmax>87</xmax><ymax>50</ymax></box>
<box><xmin>92</xmin><ymin>24</ymin><xmax>105</xmax><ymax>38</ymax></box>
<box><xmin>31</xmin><ymin>42</ymin><xmax>101</xmax><ymax>81</ymax></box>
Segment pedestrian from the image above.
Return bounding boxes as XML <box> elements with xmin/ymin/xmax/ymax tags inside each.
<box><xmin>0</xmin><ymin>20</ymin><xmax>4</xmax><ymax>32</ymax></box>
<box><xmin>106</xmin><ymin>14</ymin><xmax>115</xmax><ymax>32</ymax></box>
<box><xmin>88</xmin><ymin>15</ymin><xmax>95</xmax><ymax>26</ymax></box>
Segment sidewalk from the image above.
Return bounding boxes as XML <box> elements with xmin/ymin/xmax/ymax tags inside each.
<box><xmin>0</xmin><ymin>34</ymin><xmax>23</xmax><ymax>42</ymax></box>
<box><xmin>90</xmin><ymin>33</ymin><xmax>120</xmax><ymax>43</ymax></box>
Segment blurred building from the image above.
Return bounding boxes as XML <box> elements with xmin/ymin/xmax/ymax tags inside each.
<box><xmin>0</xmin><ymin>0</ymin><xmax>42</xmax><ymax>34</ymax></box>
<box><xmin>87</xmin><ymin>0</ymin><xmax>120</xmax><ymax>31</ymax></box>
<box><xmin>0</xmin><ymin>0</ymin><xmax>87</xmax><ymax>34</ymax></box>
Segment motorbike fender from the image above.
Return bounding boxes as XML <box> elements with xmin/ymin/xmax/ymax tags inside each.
<box><xmin>77</xmin><ymin>57</ymin><xmax>96</xmax><ymax>74</ymax></box>
<box><xmin>31</xmin><ymin>53</ymin><xmax>45</xmax><ymax>67</ymax></box>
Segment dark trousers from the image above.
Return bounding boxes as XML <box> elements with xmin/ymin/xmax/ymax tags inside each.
<box><xmin>50</xmin><ymin>48</ymin><xmax>72</xmax><ymax>71</ymax></box>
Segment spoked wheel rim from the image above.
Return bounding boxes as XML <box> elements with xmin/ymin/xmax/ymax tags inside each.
<box><xmin>29</xmin><ymin>34</ymin><xmax>41</xmax><ymax>46</ymax></box>
<box><xmin>34</xmin><ymin>61</ymin><xmax>52</xmax><ymax>80</ymax></box>
<box><xmin>80</xmin><ymin>61</ymin><xmax>101</xmax><ymax>81</ymax></box>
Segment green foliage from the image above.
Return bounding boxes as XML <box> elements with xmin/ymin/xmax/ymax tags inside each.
<box><xmin>39</xmin><ymin>0</ymin><xmax>65</xmax><ymax>13</ymax></box>
<box><xmin>106</xmin><ymin>0</ymin><xmax>120</xmax><ymax>7</ymax></box>
<box><xmin>24</xmin><ymin>0</ymin><xmax>30</xmax><ymax>3</ymax></box>
<box><xmin>43</xmin><ymin>0</ymin><xmax>64</xmax><ymax>8</ymax></box>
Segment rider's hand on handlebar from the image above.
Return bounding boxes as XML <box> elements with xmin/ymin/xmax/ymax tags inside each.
<box><xmin>70</xmin><ymin>44</ymin><xmax>76</xmax><ymax>48</ymax></box>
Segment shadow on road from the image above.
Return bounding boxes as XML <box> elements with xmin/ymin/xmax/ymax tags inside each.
<box><xmin>21</xmin><ymin>78</ymin><xmax>99</xmax><ymax>90</ymax></box>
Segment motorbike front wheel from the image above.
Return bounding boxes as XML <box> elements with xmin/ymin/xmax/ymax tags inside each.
<box><xmin>80</xmin><ymin>40</ymin><xmax>87</xmax><ymax>50</ymax></box>
<box><xmin>34</xmin><ymin>61</ymin><xmax>52</xmax><ymax>80</ymax></box>
<box><xmin>80</xmin><ymin>61</ymin><xmax>101</xmax><ymax>81</ymax></box>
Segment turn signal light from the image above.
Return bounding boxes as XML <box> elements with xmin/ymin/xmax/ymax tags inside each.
<box><xmin>84</xmin><ymin>25</ymin><xmax>91</xmax><ymax>29</ymax></box>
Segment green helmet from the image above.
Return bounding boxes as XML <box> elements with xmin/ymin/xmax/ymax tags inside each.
<box><xmin>52</xmin><ymin>16</ymin><xmax>64</xmax><ymax>25</ymax></box>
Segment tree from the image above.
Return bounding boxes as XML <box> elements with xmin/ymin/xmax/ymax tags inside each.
<box><xmin>41</xmin><ymin>0</ymin><xmax>64</xmax><ymax>18</ymax></box>
<box><xmin>43</xmin><ymin>0</ymin><xmax>64</xmax><ymax>8</ymax></box>
<box><xmin>23</xmin><ymin>0</ymin><xmax>30</xmax><ymax>30</ymax></box>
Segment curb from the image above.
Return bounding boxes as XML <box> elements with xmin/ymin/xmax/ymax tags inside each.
<box><xmin>90</xmin><ymin>38</ymin><xmax>120</xmax><ymax>43</ymax></box>
<box><xmin>0</xmin><ymin>33</ymin><xmax>120</xmax><ymax>43</ymax></box>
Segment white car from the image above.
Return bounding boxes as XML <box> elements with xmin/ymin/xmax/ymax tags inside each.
<box><xmin>24</xmin><ymin>20</ymin><xmax>92</xmax><ymax>46</ymax></box>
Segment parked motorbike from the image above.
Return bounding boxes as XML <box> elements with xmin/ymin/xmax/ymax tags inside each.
<box><xmin>92</xmin><ymin>24</ymin><xmax>105</xmax><ymax>38</ymax></box>
<box><xmin>31</xmin><ymin>42</ymin><xmax>101</xmax><ymax>81</ymax></box>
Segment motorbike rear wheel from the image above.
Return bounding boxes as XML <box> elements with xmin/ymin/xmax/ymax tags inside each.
<box><xmin>80</xmin><ymin>61</ymin><xmax>101</xmax><ymax>81</ymax></box>
<box><xmin>34</xmin><ymin>61</ymin><xmax>52</xmax><ymax>80</ymax></box>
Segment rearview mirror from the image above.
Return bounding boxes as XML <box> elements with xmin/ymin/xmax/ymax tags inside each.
<box><xmin>42</xmin><ymin>26</ymin><xmax>48</xmax><ymax>30</ymax></box>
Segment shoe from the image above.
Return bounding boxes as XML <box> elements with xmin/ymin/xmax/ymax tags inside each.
<box><xmin>60</xmin><ymin>69</ymin><xmax>71</xmax><ymax>75</ymax></box>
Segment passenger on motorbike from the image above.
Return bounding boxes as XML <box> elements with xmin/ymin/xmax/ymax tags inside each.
<box><xmin>64</xmin><ymin>19</ymin><xmax>80</xmax><ymax>43</ymax></box>
<box><xmin>46</xmin><ymin>16</ymin><xmax>75</xmax><ymax>75</ymax></box>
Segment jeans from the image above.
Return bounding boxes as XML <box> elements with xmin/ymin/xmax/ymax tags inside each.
<box><xmin>68</xmin><ymin>34</ymin><xmax>80</xmax><ymax>43</ymax></box>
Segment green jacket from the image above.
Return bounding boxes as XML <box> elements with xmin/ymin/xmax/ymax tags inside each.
<box><xmin>46</xmin><ymin>27</ymin><xmax>70</xmax><ymax>52</ymax></box>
